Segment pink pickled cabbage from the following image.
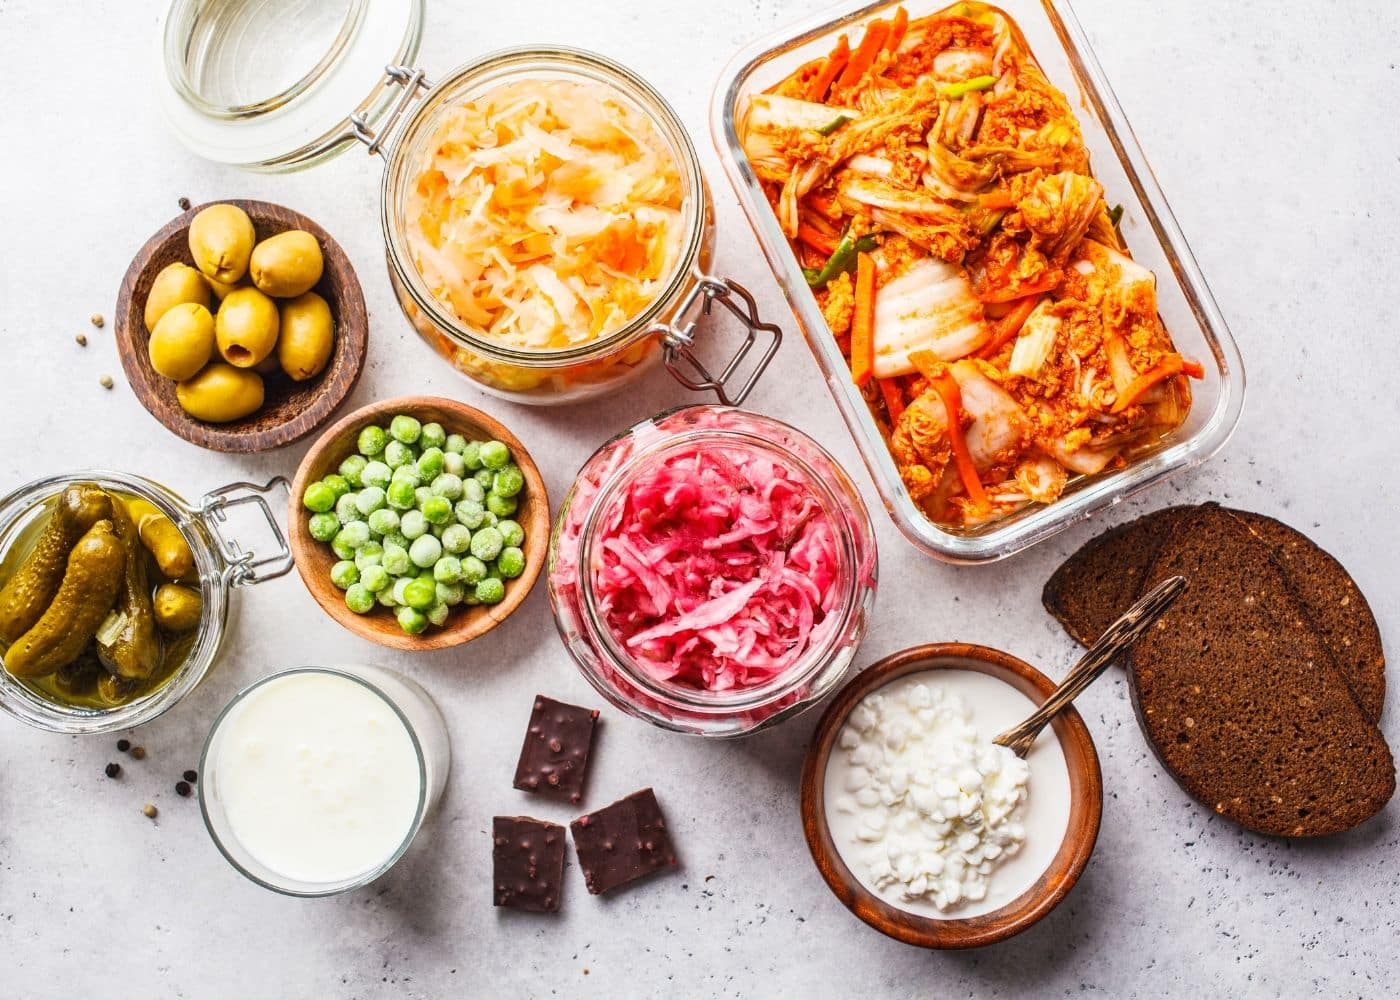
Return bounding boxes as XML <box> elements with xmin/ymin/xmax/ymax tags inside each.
<box><xmin>586</xmin><ymin>444</ymin><xmax>844</xmax><ymax>692</ymax></box>
<box><xmin>405</xmin><ymin>78</ymin><xmax>686</xmax><ymax>351</ymax></box>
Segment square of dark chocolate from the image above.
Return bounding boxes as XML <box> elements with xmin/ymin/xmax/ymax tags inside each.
<box><xmin>513</xmin><ymin>695</ymin><xmax>600</xmax><ymax>804</ymax></box>
<box><xmin>492</xmin><ymin>816</ymin><xmax>566</xmax><ymax>913</ymax></box>
<box><xmin>570</xmin><ymin>788</ymin><xmax>678</xmax><ymax>895</ymax></box>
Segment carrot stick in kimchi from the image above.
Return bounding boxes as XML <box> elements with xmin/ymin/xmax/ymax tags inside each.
<box><xmin>835</xmin><ymin>20</ymin><xmax>889</xmax><ymax>92</ymax></box>
<box><xmin>808</xmin><ymin>35</ymin><xmax>850</xmax><ymax>101</ymax></box>
<box><xmin>850</xmin><ymin>251</ymin><xmax>877</xmax><ymax>387</ymax></box>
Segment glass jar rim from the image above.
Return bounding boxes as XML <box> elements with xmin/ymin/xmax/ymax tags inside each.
<box><xmin>198</xmin><ymin>665</ymin><xmax>429</xmax><ymax>897</ymax></box>
<box><xmin>379</xmin><ymin>45</ymin><xmax>709</xmax><ymax>368</ymax></box>
<box><xmin>574</xmin><ymin>408</ymin><xmax>870</xmax><ymax>713</ymax></box>
<box><xmin>0</xmin><ymin>471</ymin><xmax>230</xmax><ymax>734</ymax></box>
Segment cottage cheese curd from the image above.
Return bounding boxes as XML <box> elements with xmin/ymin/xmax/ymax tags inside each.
<box><xmin>824</xmin><ymin>666</ymin><xmax>1072</xmax><ymax>918</ymax></box>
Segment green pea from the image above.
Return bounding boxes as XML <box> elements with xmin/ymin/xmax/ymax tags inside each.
<box><xmin>382</xmin><ymin>542</ymin><xmax>411</xmax><ymax>576</ymax></box>
<box><xmin>420</xmin><ymin>422</ymin><xmax>447</xmax><ymax>450</ymax></box>
<box><xmin>308</xmin><ymin>512</ymin><xmax>340</xmax><ymax>542</ymax></box>
<box><xmin>469</xmin><ymin>525</ymin><xmax>503</xmax><ymax>562</ymax></box>
<box><xmin>445</xmin><ymin>433</ymin><xmax>468</xmax><ymax>455</ymax></box>
<box><xmin>391</xmin><ymin>577</ymin><xmax>414</xmax><ymax>606</ymax></box>
<box><xmin>461</xmin><ymin>479</ymin><xmax>486</xmax><ymax>504</ymax></box>
<box><xmin>355</xmin><ymin>541</ymin><xmax>384</xmax><ymax>570</ymax></box>
<box><xmin>377</xmin><ymin>587</ymin><xmax>398</xmax><ymax>608</ymax></box>
<box><xmin>360</xmin><ymin>564</ymin><xmax>390</xmax><ymax>593</ymax></box>
<box><xmin>441</xmin><ymin>524</ymin><xmax>472</xmax><ymax>554</ymax></box>
<box><xmin>410</xmin><ymin>534</ymin><xmax>443</xmax><ymax>568</ymax></box>
<box><xmin>415</xmin><ymin>486</ymin><xmax>433</xmax><ymax>508</ymax></box>
<box><xmin>321</xmin><ymin>474</ymin><xmax>352</xmax><ymax>500</ymax></box>
<box><xmin>430</xmin><ymin>473</ymin><xmax>463</xmax><ymax>500</ymax></box>
<box><xmin>475</xmin><ymin>577</ymin><xmax>506</xmax><ymax>605</ymax></box>
<box><xmin>417</xmin><ymin>447</ymin><xmax>446</xmax><ymax>480</ymax></box>
<box><xmin>336</xmin><ymin>521</ymin><xmax>370</xmax><ymax>549</ymax></box>
<box><xmin>303</xmin><ymin>482</ymin><xmax>336</xmax><ymax>513</ymax></box>
<box><xmin>382</xmin><ymin>530</ymin><xmax>411</xmax><ymax>552</ymax></box>
<box><xmin>491</xmin><ymin>464</ymin><xmax>524</xmax><ymax>498</ymax></box>
<box><xmin>338</xmin><ymin>455</ymin><xmax>368</xmax><ymax>489</ymax></box>
<box><xmin>330</xmin><ymin>560</ymin><xmax>359</xmax><ymax>590</ymax></box>
<box><xmin>334</xmin><ymin>492</ymin><xmax>360</xmax><ymax>525</ymax></box>
<box><xmin>486</xmin><ymin>492</ymin><xmax>518</xmax><ymax>518</ymax></box>
<box><xmin>401</xmin><ymin>510</ymin><xmax>428</xmax><ymax>540</ymax></box>
<box><xmin>391</xmin><ymin>463</ymin><xmax>422</xmax><ymax>487</ymax></box>
<box><xmin>473</xmin><ymin>469</ymin><xmax>495</xmax><ymax>490</ymax></box>
<box><xmin>390</xmin><ymin>414</ymin><xmax>422</xmax><ymax>444</ymax></box>
<box><xmin>496</xmin><ymin>546</ymin><xmax>526</xmax><ymax>579</ymax></box>
<box><xmin>361</xmin><ymin>460</ymin><xmax>392</xmax><ymax>489</ymax></box>
<box><xmin>386</xmin><ymin>479</ymin><xmax>417</xmax><ymax>511</ymax></box>
<box><xmin>497</xmin><ymin>519</ymin><xmax>524</xmax><ymax>548</ymax></box>
<box><xmin>427</xmin><ymin>602</ymin><xmax>451</xmax><ymax>627</ymax></box>
<box><xmin>397</xmin><ymin>606</ymin><xmax>429</xmax><ymax>635</ymax></box>
<box><xmin>431</xmin><ymin>521</ymin><xmax>447</xmax><ymax>540</ymax></box>
<box><xmin>403</xmin><ymin>576</ymin><xmax>437</xmax><ymax>611</ymax></box>
<box><xmin>454</xmin><ymin>499</ymin><xmax>486</xmax><ymax>529</ymax></box>
<box><xmin>481</xmin><ymin>512</ymin><xmax>498</xmax><ymax>528</ymax></box>
<box><xmin>433</xmin><ymin>555</ymin><xmax>463</xmax><ymax>583</ymax></box>
<box><xmin>462</xmin><ymin>556</ymin><xmax>488</xmax><ymax>585</ymax></box>
<box><xmin>384</xmin><ymin>440</ymin><xmax>414</xmax><ymax>469</ymax></box>
<box><xmin>461</xmin><ymin>440</ymin><xmax>483</xmax><ymax>470</ymax></box>
<box><xmin>479</xmin><ymin>440</ymin><xmax>510</xmax><ymax>470</ymax></box>
<box><xmin>331</xmin><ymin>534</ymin><xmax>357</xmax><ymax>561</ymax></box>
<box><xmin>435</xmin><ymin>581</ymin><xmax>465</xmax><ymax>606</ymax></box>
<box><xmin>443</xmin><ymin>453</ymin><xmax>466</xmax><ymax>478</ymax></box>
<box><xmin>367</xmin><ymin>508</ymin><xmax>400</xmax><ymax>537</ymax></box>
<box><xmin>422</xmin><ymin>495</ymin><xmax>453</xmax><ymax>525</ymax></box>
<box><xmin>354</xmin><ymin>486</ymin><xmax>387</xmax><ymax>516</ymax></box>
<box><xmin>358</xmin><ymin>425</ymin><xmax>389</xmax><ymax>457</ymax></box>
<box><xmin>345</xmin><ymin>583</ymin><xmax>375</xmax><ymax>614</ymax></box>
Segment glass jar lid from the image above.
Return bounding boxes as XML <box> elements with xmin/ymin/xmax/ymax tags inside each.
<box><xmin>158</xmin><ymin>0</ymin><xmax>424</xmax><ymax>171</ymax></box>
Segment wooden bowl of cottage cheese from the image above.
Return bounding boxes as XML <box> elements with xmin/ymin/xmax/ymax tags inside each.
<box><xmin>800</xmin><ymin>642</ymin><xmax>1102</xmax><ymax>949</ymax></box>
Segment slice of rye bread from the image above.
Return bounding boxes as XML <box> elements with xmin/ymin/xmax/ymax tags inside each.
<box><xmin>1128</xmin><ymin>507</ymin><xmax>1394</xmax><ymax>837</ymax></box>
<box><xmin>1043</xmin><ymin>504</ymin><xmax>1386</xmax><ymax>721</ymax></box>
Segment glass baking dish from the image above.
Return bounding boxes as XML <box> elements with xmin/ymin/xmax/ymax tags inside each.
<box><xmin>710</xmin><ymin>0</ymin><xmax>1244</xmax><ymax>563</ymax></box>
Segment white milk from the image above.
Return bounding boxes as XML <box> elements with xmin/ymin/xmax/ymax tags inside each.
<box><xmin>212</xmin><ymin>671</ymin><xmax>422</xmax><ymax>885</ymax></box>
<box><xmin>824</xmin><ymin>664</ymin><xmax>1072</xmax><ymax>919</ymax></box>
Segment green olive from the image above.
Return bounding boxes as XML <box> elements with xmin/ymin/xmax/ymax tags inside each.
<box><xmin>215</xmin><ymin>287</ymin><xmax>280</xmax><ymax>368</ymax></box>
<box><xmin>176</xmin><ymin>363</ymin><xmax>264</xmax><ymax>423</ymax></box>
<box><xmin>143</xmin><ymin>262</ymin><xmax>210</xmax><ymax>333</ymax></box>
<box><xmin>148</xmin><ymin>302</ymin><xmax>215</xmax><ymax>381</ymax></box>
<box><xmin>204</xmin><ymin>274</ymin><xmax>242</xmax><ymax>301</ymax></box>
<box><xmin>249</xmin><ymin>230</ymin><xmax>323</xmax><ymax>298</ymax></box>
<box><xmin>277</xmin><ymin>291</ymin><xmax>335</xmax><ymax>381</ymax></box>
<box><xmin>189</xmin><ymin>204</ymin><xmax>256</xmax><ymax>284</ymax></box>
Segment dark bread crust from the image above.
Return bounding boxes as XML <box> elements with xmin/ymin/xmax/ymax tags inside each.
<box><xmin>1127</xmin><ymin>509</ymin><xmax>1394</xmax><ymax>837</ymax></box>
<box><xmin>1043</xmin><ymin>505</ymin><xmax>1385</xmax><ymax>722</ymax></box>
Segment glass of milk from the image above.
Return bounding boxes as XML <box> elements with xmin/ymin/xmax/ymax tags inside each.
<box><xmin>198</xmin><ymin>664</ymin><xmax>450</xmax><ymax>896</ymax></box>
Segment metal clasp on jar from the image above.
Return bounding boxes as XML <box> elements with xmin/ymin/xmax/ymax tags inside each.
<box><xmin>349</xmin><ymin>65</ymin><xmax>433</xmax><ymax>158</ymax></box>
<box><xmin>654</xmin><ymin>277</ymin><xmax>781</xmax><ymax>407</ymax></box>
<box><xmin>197</xmin><ymin>477</ymin><xmax>294</xmax><ymax>587</ymax></box>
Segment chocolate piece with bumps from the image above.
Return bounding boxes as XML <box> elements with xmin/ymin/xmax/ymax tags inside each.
<box><xmin>571</xmin><ymin>788</ymin><xmax>678</xmax><ymax>895</ymax></box>
<box><xmin>492</xmin><ymin>816</ymin><xmax>566</xmax><ymax>913</ymax></box>
<box><xmin>513</xmin><ymin>695</ymin><xmax>600</xmax><ymax>804</ymax></box>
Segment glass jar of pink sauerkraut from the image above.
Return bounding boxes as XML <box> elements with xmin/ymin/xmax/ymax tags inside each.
<box><xmin>548</xmin><ymin>406</ymin><xmax>877</xmax><ymax>737</ymax></box>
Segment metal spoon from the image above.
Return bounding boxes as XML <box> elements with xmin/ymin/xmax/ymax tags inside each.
<box><xmin>993</xmin><ymin>575</ymin><xmax>1187</xmax><ymax>758</ymax></box>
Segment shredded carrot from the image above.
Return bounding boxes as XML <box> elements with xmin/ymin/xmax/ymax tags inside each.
<box><xmin>850</xmin><ymin>252</ymin><xmax>877</xmax><ymax>387</ymax></box>
<box><xmin>808</xmin><ymin>35</ymin><xmax>850</xmax><ymax>101</ymax></box>
<box><xmin>835</xmin><ymin>20</ymin><xmax>889</xmax><ymax>92</ymax></box>
<box><xmin>1112</xmin><ymin>355</ymin><xmax>1186</xmax><ymax>413</ymax></box>
<box><xmin>977</xmin><ymin>273</ymin><xmax>1059</xmax><ymax>304</ymax></box>
<box><xmin>975</xmin><ymin>295</ymin><xmax>1041</xmax><ymax>359</ymax></box>
<box><xmin>797</xmin><ymin>222</ymin><xmax>839</xmax><ymax>256</ymax></box>
<box><xmin>978</xmin><ymin>190</ymin><xmax>1017</xmax><ymax>211</ymax></box>
<box><xmin>878</xmin><ymin>378</ymin><xmax>907</xmax><ymax>424</ymax></box>
<box><xmin>932</xmin><ymin>374</ymin><xmax>988</xmax><ymax>509</ymax></box>
<box><xmin>886</xmin><ymin>7</ymin><xmax>909</xmax><ymax>52</ymax></box>
<box><xmin>1181</xmin><ymin>358</ymin><xmax>1206</xmax><ymax>379</ymax></box>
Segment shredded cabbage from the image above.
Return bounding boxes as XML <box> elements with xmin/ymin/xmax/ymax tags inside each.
<box><xmin>406</xmin><ymin>78</ymin><xmax>686</xmax><ymax>351</ymax></box>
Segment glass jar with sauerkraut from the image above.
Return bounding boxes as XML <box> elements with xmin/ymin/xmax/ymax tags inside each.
<box><xmin>548</xmin><ymin>407</ymin><xmax>878</xmax><ymax>738</ymax></box>
<box><xmin>157</xmin><ymin>5</ymin><xmax>781</xmax><ymax>405</ymax></box>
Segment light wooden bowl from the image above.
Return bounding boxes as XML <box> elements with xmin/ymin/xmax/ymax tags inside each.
<box><xmin>289</xmin><ymin>397</ymin><xmax>550</xmax><ymax>651</ymax></box>
<box><xmin>800</xmin><ymin>642</ymin><xmax>1103</xmax><ymax>949</ymax></box>
<box><xmin>115</xmin><ymin>200</ymin><xmax>367</xmax><ymax>453</ymax></box>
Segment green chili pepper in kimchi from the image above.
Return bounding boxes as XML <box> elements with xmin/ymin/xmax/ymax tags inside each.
<box><xmin>803</xmin><ymin>228</ymin><xmax>880</xmax><ymax>288</ymax></box>
<box><xmin>1107</xmin><ymin>204</ymin><xmax>1124</xmax><ymax>227</ymax></box>
<box><xmin>816</xmin><ymin>114</ymin><xmax>853</xmax><ymax>136</ymax></box>
<box><xmin>939</xmin><ymin>75</ymin><xmax>998</xmax><ymax>99</ymax></box>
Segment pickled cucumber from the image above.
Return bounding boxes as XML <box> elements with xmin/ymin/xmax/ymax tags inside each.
<box><xmin>97</xmin><ymin>500</ymin><xmax>161</xmax><ymax>680</ymax></box>
<box><xmin>3</xmin><ymin>520</ymin><xmax>126</xmax><ymax>679</ymax></box>
<box><xmin>152</xmin><ymin>583</ymin><xmax>201</xmax><ymax>633</ymax></box>
<box><xmin>123</xmin><ymin>497</ymin><xmax>194</xmax><ymax>579</ymax></box>
<box><xmin>0</xmin><ymin>485</ymin><xmax>112</xmax><ymax>642</ymax></box>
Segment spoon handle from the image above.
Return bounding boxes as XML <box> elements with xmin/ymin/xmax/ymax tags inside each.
<box><xmin>994</xmin><ymin>575</ymin><xmax>1187</xmax><ymax>757</ymax></box>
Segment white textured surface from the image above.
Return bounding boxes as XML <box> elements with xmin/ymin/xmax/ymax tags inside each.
<box><xmin>1</xmin><ymin>1</ymin><xmax>1397</xmax><ymax>997</ymax></box>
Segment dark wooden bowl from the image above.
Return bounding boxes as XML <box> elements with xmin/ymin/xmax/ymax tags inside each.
<box><xmin>800</xmin><ymin>642</ymin><xmax>1103</xmax><ymax>949</ymax></box>
<box><xmin>114</xmin><ymin>200</ymin><xmax>367</xmax><ymax>452</ymax></box>
<box><xmin>289</xmin><ymin>396</ymin><xmax>550</xmax><ymax>651</ymax></box>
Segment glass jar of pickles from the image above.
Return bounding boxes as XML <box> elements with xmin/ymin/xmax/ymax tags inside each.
<box><xmin>158</xmin><ymin>2</ymin><xmax>780</xmax><ymax>405</ymax></box>
<box><xmin>0</xmin><ymin>473</ymin><xmax>291</xmax><ymax>734</ymax></box>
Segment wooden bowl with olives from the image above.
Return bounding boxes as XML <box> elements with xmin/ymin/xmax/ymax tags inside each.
<box><xmin>114</xmin><ymin>200</ymin><xmax>367</xmax><ymax>453</ymax></box>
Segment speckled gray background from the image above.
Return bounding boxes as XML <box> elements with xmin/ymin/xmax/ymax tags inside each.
<box><xmin>1</xmin><ymin>1</ymin><xmax>1395</xmax><ymax>997</ymax></box>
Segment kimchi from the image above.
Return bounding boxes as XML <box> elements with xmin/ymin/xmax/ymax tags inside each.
<box><xmin>738</xmin><ymin>1</ymin><xmax>1201</xmax><ymax>528</ymax></box>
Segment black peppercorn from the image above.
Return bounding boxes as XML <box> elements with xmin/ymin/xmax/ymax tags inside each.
<box><xmin>117</xmin><ymin>739</ymin><xmax>131</xmax><ymax>752</ymax></box>
<box><xmin>183</xmin><ymin>769</ymin><xmax>198</xmax><ymax>783</ymax></box>
<box><xmin>175</xmin><ymin>781</ymin><xmax>192</xmax><ymax>798</ymax></box>
<box><xmin>105</xmin><ymin>762</ymin><xmax>121</xmax><ymax>779</ymax></box>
